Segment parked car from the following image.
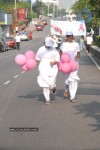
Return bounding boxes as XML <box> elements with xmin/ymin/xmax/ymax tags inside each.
<box><xmin>35</xmin><ymin>24</ymin><xmax>43</xmax><ymax>31</ymax></box>
<box><xmin>42</xmin><ymin>20</ymin><xmax>47</xmax><ymax>25</ymax></box>
<box><xmin>4</xmin><ymin>36</ymin><xmax>16</xmax><ymax>49</ymax></box>
<box><xmin>19</xmin><ymin>31</ymin><xmax>32</xmax><ymax>41</ymax></box>
<box><xmin>0</xmin><ymin>37</ymin><xmax>8</xmax><ymax>52</ymax></box>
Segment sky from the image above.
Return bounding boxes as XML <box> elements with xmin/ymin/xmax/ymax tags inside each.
<box><xmin>30</xmin><ymin>0</ymin><xmax>77</xmax><ymax>9</ymax></box>
<box><xmin>59</xmin><ymin>0</ymin><xmax>77</xmax><ymax>9</ymax></box>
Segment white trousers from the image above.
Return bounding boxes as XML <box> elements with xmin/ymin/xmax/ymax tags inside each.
<box><xmin>64</xmin><ymin>70</ymin><xmax>79</xmax><ymax>100</ymax></box>
<box><xmin>69</xmin><ymin>81</ymin><xmax>78</xmax><ymax>100</ymax></box>
<box><xmin>43</xmin><ymin>87</ymin><xmax>50</xmax><ymax>102</ymax></box>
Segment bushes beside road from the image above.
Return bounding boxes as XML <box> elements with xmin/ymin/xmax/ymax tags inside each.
<box><xmin>95</xmin><ymin>36</ymin><xmax>100</xmax><ymax>47</ymax></box>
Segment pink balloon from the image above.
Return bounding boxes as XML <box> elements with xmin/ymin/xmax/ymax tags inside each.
<box><xmin>57</xmin><ymin>62</ymin><xmax>63</xmax><ymax>71</ymax></box>
<box><xmin>22</xmin><ymin>64</ymin><xmax>30</xmax><ymax>71</ymax></box>
<box><xmin>25</xmin><ymin>50</ymin><xmax>35</xmax><ymax>59</ymax></box>
<box><xmin>61</xmin><ymin>53</ymin><xmax>70</xmax><ymax>63</ymax></box>
<box><xmin>26</xmin><ymin>58</ymin><xmax>36</xmax><ymax>69</ymax></box>
<box><xmin>15</xmin><ymin>54</ymin><xmax>26</xmax><ymax>66</ymax></box>
<box><xmin>61</xmin><ymin>63</ymin><xmax>71</xmax><ymax>73</ymax></box>
<box><xmin>70</xmin><ymin>60</ymin><xmax>78</xmax><ymax>72</ymax></box>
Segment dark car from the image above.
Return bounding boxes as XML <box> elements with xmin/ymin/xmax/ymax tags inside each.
<box><xmin>35</xmin><ymin>24</ymin><xmax>43</xmax><ymax>31</ymax></box>
<box><xmin>4</xmin><ymin>37</ymin><xmax>16</xmax><ymax>49</ymax></box>
<box><xmin>0</xmin><ymin>37</ymin><xmax>9</xmax><ymax>52</ymax></box>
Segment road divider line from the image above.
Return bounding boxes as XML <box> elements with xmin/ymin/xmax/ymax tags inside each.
<box><xmin>4</xmin><ymin>80</ymin><xmax>11</xmax><ymax>85</ymax></box>
<box><xmin>88</xmin><ymin>53</ymin><xmax>100</xmax><ymax>70</ymax></box>
<box><xmin>13</xmin><ymin>75</ymin><xmax>20</xmax><ymax>78</ymax></box>
<box><xmin>21</xmin><ymin>71</ymin><xmax>25</xmax><ymax>74</ymax></box>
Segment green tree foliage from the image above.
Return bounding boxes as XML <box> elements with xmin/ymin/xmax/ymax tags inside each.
<box><xmin>59</xmin><ymin>9</ymin><xmax>66</xmax><ymax>17</ymax></box>
<box><xmin>72</xmin><ymin>0</ymin><xmax>100</xmax><ymax>27</ymax></box>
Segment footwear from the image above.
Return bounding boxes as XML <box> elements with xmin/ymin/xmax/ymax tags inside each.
<box><xmin>52</xmin><ymin>88</ymin><xmax>56</xmax><ymax>94</ymax></box>
<box><xmin>70</xmin><ymin>99</ymin><xmax>77</xmax><ymax>103</ymax></box>
<box><xmin>45</xmin><ymin>101</ymin><xmax>50</xmax><ymax>105</ymax></box>
<box><xmin>63</xmin><ymin>91</ymin><xmax>68</xmax><ymax>97</ymax></box>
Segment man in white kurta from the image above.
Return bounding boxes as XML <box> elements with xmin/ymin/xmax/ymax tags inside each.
<box><xmin>35</xmin><ymin>37</ymin><xmax>60</xmax><ymax>105</ymax></box>
<box><xmin>60</xmin><ymin>31</ymin><xmax>80</xmax><ymax>103</ymax></box>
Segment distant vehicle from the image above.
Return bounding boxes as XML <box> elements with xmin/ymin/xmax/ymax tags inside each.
<box><xmin>4</xmin><ymin>37</ymin><xmax>16</xmax><ymax>49</ymax></box>
<box><xmin>0</xmin><ymin>37</ymin><xmax>8</xmax><ymax>52</ymax></box>
<box><xmin>24</xmin><ymin>31</ymin><xmax>32</xmax><ymax>40</ymax></box>
<box><xmin>38</xmin><ymin>21</ymin><xmax>44</xmax><ymax>28</ymax></box>
<box><xmin>42</xmin><ymin>20</ymin><xmax>47</xmax><ymax>25</ymax></box>
<box><xmin>48</xmin><ymin>13</ymin><xmax>53</xmax><ymax>17</ymax></box>
<box><xmin>35</xmin><ymin>24</ymin><xmax>43</xmax><ymax>31</ymax></box>
<box><xmin>19</xmin><ymin>31</ymin><xmax>32</xmax><ymax>41</ymax></box>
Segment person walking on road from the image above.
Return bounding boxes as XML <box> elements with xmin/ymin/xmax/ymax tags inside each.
<box><xmin>86</xmin><ymin>33</ymin><xmax>93</xmax><ymax>53</ymax></box>
<box><xmin>15</xmin><ymin>33</ymin><xmax>21</xmax><ymax>50</ymax></box>
<box><xmin>79</xmin><ymin>35</ymin><xmax>86</xmax><ymax>51</ymax></box>
<box><xmin>35</xmin><ymin>36</ymin><xmax>60</xmax><ymax>105</ymax></box>
<box><xmin>60</xmin><ymin>31</ymin><xmax>80</xmax><ymax>103</ymax></box>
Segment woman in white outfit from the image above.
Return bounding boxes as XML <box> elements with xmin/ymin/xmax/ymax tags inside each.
<box><xmin>60</xmin><ymin>31</ymin><xmax>80</xmax><ymax>103</ymax></box>
<box><xmin>35</xmin><ymin>37</ymin><xmax>60</xmax><ymax>105</ymax></box>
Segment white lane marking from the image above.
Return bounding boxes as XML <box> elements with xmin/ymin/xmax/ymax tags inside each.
<box><xmin>88</xmin><ymin>53</ymin><xmax>100</xmax><ymax>70</ymax></box>
<box><xmin>4</xmin><ymin>80</ymin><xmax>11</xmax><ymax>85</ymax></box>
<box><xmin>13</xmin><ymin>75</ymin><xmax>20</xmax><ymax>78</ymax></box>
<box><xmin>21</xmin><ymin>71</ymin><xmax>25</xmax><ymax>74</ymax></box>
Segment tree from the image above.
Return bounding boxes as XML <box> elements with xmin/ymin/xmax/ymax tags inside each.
<box><xmin>71</xmin><ymin>0</ymin><xmax>100</xmax><ymax>27</ymax></box>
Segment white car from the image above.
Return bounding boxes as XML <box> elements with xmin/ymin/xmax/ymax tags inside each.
<box><xmin>19</xmin><ymin>31</ymin><xmax>30</xmax><ymax>41</ymax></box>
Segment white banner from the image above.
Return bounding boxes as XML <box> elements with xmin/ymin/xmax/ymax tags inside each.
<box><xmin>51</xmin><ymin>20</ymin><xmax>86</xmax><ymax>36</ymax></box>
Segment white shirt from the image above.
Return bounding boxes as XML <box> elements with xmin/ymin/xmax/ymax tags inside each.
<box><xmin>15</xmin><ymin>35</ymin><xmax>21</xmax><ymax>42</ymax></box>
<box><xmin>60</xmin><ymin>41</ymin><xmax>80</xmax><ymax>60</ymax></box>
<box><xmin>86</xmin><ymin>36</ymin><xmax>93</xmax><ymax>45</ymax></box>
<box><xmin>35</xmin><ymin>46</ymin><xmax>60</xmax><ymax>77</ymax></box>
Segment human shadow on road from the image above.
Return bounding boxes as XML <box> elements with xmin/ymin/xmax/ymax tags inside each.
<box><xmin>78</xmin><ymin>86</ymin><xmax>100</xmax><ymax>95</ymax></box>
<box><xmin>79</xmin><ymin>54</ymin><xmax>95</xmax><ymax>66</ymax></box>
<box><xmin>74</xmin><ymin>101</ymin><xmax>100</xmax><ymax>132</ymax></box>
<box><xmin>18</xmin><ymin>89</ymin><xmax>56</xmax><ymax>102</ymax></box>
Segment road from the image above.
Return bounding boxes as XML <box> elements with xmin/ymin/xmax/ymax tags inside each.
<box><xmin>0</xmin><ymin>19</ymin><xmax>100</xmax><ymax>150</ymax></box>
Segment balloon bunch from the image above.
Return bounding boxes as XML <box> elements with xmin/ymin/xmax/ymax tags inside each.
<box><xmin>58</xmin><ymin>53</ymin><xmax>78</xmax><ymax>74</ymax></box>
<box><xmin>15</xmin><ymin>50</ymin><xmax>36</xmax><ymax>71</ymax></box>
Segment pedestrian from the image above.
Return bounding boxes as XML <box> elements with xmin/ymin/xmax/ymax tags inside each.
<box><xmin>35</xmin><ymin>36</ymin><xmax>60</xmax><ymax>105</ymax></box>
<box><xmin>79</xmin><ymin>35</ymin><xmax>86</xmax><ymax>51</ymax></box>
<box><xmin>60</xmin><ymin>31</ymin><xmax>80</xmax><ymax>103</ymax></box>
<box><xmin>86</xmin><ymin>33</ymin><xmax>93</xmax><ymax>53</ymax></box>
<box><xmin>6</xmin><ymin>31</ymin><xmax>10</xmax><ymax>37</ymax></box>
<box><xmin>57</xmin><ymin>35</ymin><xmax>62</xmax><ymax>48</ymax></box>
<box><xmin>15</xmin><ymin>26</ymin><xmax>19</xmax><ymax>34</ymax></box>
<box><xmin>52</xmin><ymin>35</ymin><xmax>58</xmax><ymax>48</ymax></box>
<box><xmin>15</xmin><ymin>33</ymin><xmax>21</xmax><ymax>50</ymax></box>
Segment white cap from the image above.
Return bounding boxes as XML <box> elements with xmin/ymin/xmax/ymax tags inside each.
<box><xmin>45</xmin><ymin>37</ymin><xmax>54</xmax><ymax>47</ymax></box>
<box><xmin>65</xmin><ymin>31</ymin><xmax>73</xmax><ymax>36</ymax></box>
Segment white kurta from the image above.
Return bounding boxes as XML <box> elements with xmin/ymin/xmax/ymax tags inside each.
<box><xmin>60</xmin><ymin>41</ymin><xmax>80</xmax><ymax>100</ymax></box>
<box><xmin>60</xmin><ymin>41</ymin><xmax>80</xmax><ymax>82</ymax></box>
<box><xmin>35</xmin><ymin>46</ymin><xmax>60</xmax><ymax>88</ymax></box>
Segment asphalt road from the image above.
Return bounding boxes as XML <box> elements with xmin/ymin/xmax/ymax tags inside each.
<box><xmin>0</xmin><ymin>19</ymin><xmax>100</xmax><ymax>150</ymax></box>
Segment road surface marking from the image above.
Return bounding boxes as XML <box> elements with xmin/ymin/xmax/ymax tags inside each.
<box><xmin>21</xmin><ymin>71</ymin><xmax>25</xmax><ymax>74</ymax></box>
<box><xmin>4</xmin><ymin>80</ymin><xmax>11</xmax><ymax>85</ymax></box>
<box><xmin>88</xmin><ymin>53</ymin><xmax>100</xmax><ymax>70</ymax></box>
<box><xmin>13</xmin><ymin>75</ymin><xmax>19</xmax><ymax>78</ymax></box>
